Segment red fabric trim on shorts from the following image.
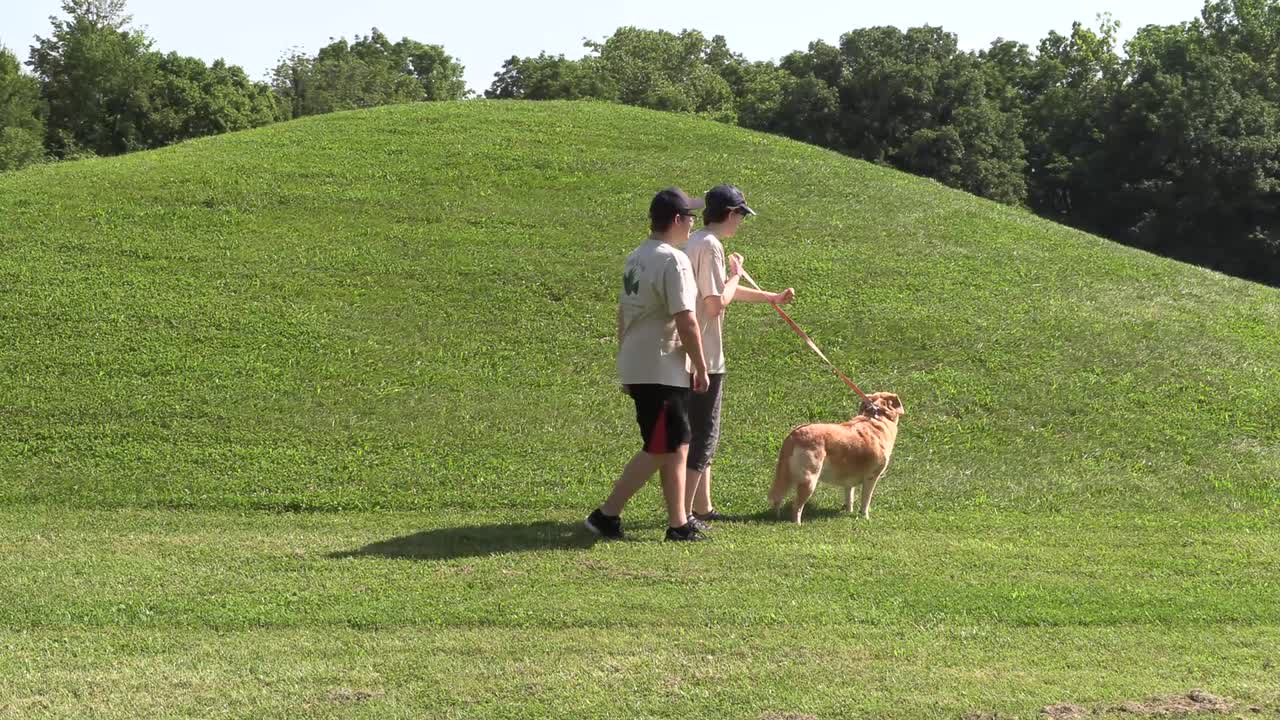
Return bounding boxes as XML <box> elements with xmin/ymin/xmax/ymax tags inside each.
<box><xmin>646</xmin><ymin>400</ymin><xmax>669</xmax><ymax>454</ymax></box>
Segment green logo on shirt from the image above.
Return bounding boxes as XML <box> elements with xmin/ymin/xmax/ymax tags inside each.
<box><xmin>623</xmin><ymin>268</ymin><xmax>640</xmax><ymax>296</ymax></box>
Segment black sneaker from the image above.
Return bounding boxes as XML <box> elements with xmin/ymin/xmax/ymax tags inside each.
<box><xmin>687</xmin><ymin>515</ymin><xmax>711</xmax><ymax>533</ymax></box>
<box><xmin>692</xmin><ymin>508</ymin><xmax>725</xmax><ymax>523</ymax></box>
<box><xmin>665</xmin><ymin>521</ymin><xmax>707</xmax><ymax>542</ymax></box>
<box><xmin>585</xmin><ymin>509</ymin><xmax>624</xmax><ymax>540</ymax></box>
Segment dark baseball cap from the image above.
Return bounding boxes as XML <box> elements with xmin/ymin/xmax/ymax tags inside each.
<box><xmin>705</xmin><ymin>184</ymin><xmax>756</xmax><ymax>216</ymax></box>
<box><xmin>650</xmin><ymin>187</ymin><xmax>705</xmax><ymax>224</ymax></box>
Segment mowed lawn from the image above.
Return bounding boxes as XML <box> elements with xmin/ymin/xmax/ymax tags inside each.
<box><xmin>2</xmin><ymin>101</ymin><xmax>1279</xmax><ymax>718</ymax></box>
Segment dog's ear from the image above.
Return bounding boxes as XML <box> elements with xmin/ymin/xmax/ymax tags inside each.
<box><xmin>887</xmin><ymin>394</ymin><xmax>903</xmax><ymax>410</ymax></box>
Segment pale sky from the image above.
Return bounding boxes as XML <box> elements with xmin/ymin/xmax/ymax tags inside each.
<box><xmin>2</xmin><ymin>0</ymin><xmax>1209</xmax><ymax>94</ymax></box>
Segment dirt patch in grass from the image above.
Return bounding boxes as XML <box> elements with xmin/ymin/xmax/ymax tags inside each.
<box><xmin>1110</xmin><ymin>689</ymin><xmax>1237</xmax><ymax>715</ymax></box>
<box><xmin>971</xmin><ymin>690</ymin><xmax>1256</xmax><ymax>720</ymax></box>
<box><xmin>1041</xmin><ymin>704</ymin><xmax>1089</xmax><ymax>720</ymax></box>
<box><xmin>327</xmin><ymin>688</ymin><xmax>384</xmax><ymax>704</ymax></box>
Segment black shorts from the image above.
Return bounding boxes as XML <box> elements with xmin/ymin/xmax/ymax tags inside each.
<box><xmin>627</xmin><ymin>384</ymin><xmax>692</xmax><ymax>455</ymax></box>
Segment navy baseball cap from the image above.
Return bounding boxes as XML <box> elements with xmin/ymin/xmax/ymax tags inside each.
<box><xmin>705</xmin><ymin>184</ymin><xmax>756</xmax><ymax>216</ymax></box>
<box><xmin>650</xmin><ymin>187</ymin><xmax>705</xmax><ymax>224</ymax></box>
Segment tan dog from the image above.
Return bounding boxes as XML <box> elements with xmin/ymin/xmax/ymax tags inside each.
<box><xmin>768</xmin><ymin>392</ymin><xmax>904</xmax><ymax>524</ymax></box>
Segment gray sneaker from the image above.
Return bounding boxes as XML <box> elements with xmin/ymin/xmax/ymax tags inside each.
<box><xmin>692</xmin><ymin>508</ymin><xmax>725</xmax><ymax>523</ymax></box>
<box><xmin>687</xmin><ymin>515</ymin><xmax>712</xmax><ymax>533</ymax></box>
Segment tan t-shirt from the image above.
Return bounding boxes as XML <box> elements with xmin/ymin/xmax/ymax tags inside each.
<box><xmin>616</xmin><ymin>238</ymin><xmax>698</xmax><ymax>387</ymax></box>
<box><xmin>685</xmin><ymin>229</ymin><xmax>728</xmax><ymax>374</ymax></box>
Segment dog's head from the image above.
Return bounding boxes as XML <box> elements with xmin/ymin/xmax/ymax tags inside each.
<box><xmin>860</xmin><ymin>392</ymin><xmax>904</xmax><ymax>422</ymax></box>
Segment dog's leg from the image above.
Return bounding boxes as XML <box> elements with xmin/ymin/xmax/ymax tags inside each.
<box><xmin>859</xmin><ymin>468</ymin><xmax>886</xmax><ymax>519</ymax></box>
<box><xmin>789</xmin><ymin>447</ymin><xmax>825</xmax><ymax>525</ymax></box>
<box><xmin>769</xmin><ymin>437</ymin><xmax>795</xmax><ymax>518</ymax></box>
<box><xmin>843</xmin><ymin>486</ymin><xmax>854</xmax><ymax>514</ymax></box>
<box><xmin>792</xmin><ymin>475</ymin><xmax>818</xmax><ymax>525</ymax></box>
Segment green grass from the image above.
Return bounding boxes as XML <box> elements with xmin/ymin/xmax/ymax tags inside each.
<box><xmin>3</xmin><ymin>508</ymin><xmax>1279</xmax><ymax>719</ymax></box>
<box><xmin>2</xmin><ymin>100</ymin><xmax>1279</xmax><ymax>718</ymax></box>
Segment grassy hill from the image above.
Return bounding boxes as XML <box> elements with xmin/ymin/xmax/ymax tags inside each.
<box><xmin>3</xmin><ymin>100</ymin><xmax>1278</xmax><ymax>514</ymax></box>
<box><xmin>2</xmin><ymin>101</ymin><xmax>1278</xmax><ymax>719</ymax></box>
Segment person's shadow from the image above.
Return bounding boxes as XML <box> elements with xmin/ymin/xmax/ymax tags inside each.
<box><xmin>329</xmin><ymin>507</ymin><xmax>845</xmax><ymax>562</ymax></box>
<box><xmin>329</xmin><ymin>520</ymin><xmax>597</xmax><ymax>562</ymax></box>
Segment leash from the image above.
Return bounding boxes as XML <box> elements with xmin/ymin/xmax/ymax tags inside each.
<box><xmin>738</xmin><ymin>268</ymin><xmax>873</xmax><ymax>406</ymax></box>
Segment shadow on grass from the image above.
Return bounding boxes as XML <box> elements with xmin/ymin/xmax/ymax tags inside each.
<box><xmin>329</xmin><ymin>520</ymin><xmax>597</xmax><ymax>561</ymax></box>
<box><xmin>716</xmin><ymin>505</ymin><xmax>850</xmax><ymax>524</ymax></box>
<box><xmin>329</xmin><ymin>506</ymin><xmax>850</xmax><ymax>562</ymax></box>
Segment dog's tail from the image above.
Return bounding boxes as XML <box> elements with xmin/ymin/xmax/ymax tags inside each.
<box><xmin>768</xmin><ymin>433</ymin><xmax>796</xmax><ymax>513</ymax></box>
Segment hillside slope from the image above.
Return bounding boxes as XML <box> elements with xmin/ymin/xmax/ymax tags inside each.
<box><xmin>1</xmin><ymin>100</ymin><xmax>1276</xmax><ymax>513</ymax></box>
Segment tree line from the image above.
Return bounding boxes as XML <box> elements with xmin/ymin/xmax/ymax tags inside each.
<box><xmin>0</xmin><ymin>0</ymin><xmax>466</xmax><ymax>163</ymax></box>
<box><xmin>3</xmin><ymin>0</ymin><xmax>1278</xmax><ymax>284</ymax></box>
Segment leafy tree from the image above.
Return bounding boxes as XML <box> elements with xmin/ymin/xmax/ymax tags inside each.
<box><xmin>144</xmin><ymin>54</ymin><xmax>284</xmax><ymax>146</ymax></box>
<box><xmin>719</xmin><ymin>59</ymin><xmax>791</xmax><ymax>132</ymax></box>
<box><xmin>30</xmin><ymin>0</ymin><xmax>282</xmax><ymax>156</ymax></box>
<box><xmin>273</xmin><ymin>29</ymin><xmax>466</xmax><ymax>117</ymax></box>
<box><xmin>28</xmin><ymin>0</ymin><xmax>156</xmax><ymax>156</ymax></box>
<box><xmin>402</xmin><ymin>40</ymin><xmax>468</xmax><ymax>100</ymax></box>
<box><xmin>488</xmin><ymin>28</ymin><xmax>738</xmax><ymax>122</ymax></box>
<box><xmin>1015</xmin><ymin>18</ymin><xmax>1124</xmax><ymax>218</ymax></box>
<box><xmin>774</xmin><ymin>27</ymin><xmax>1027</xmax><ymax>204</ymax></box>
<box><xmin>1098</xmin><ymin>1</ymin><xmax>1280</xmax><ymax>280</ymax></box>
<box><xmin>768</xmin><ymin>54</ymin><xmax>842</xmax><ymax>148</ymax></box>
<box><xmin>485</xmin><ymin>53</ymin><xmax>613</xmax><ymax>100</ymax></box>
<box><xmin>0</xmin><ymin>46</ymin><xmax>46</xmax><ymax>171</ymax></box>
<box><xmin>586</xmin><ymin>27</ymin><xmax>737</xmax><ymax>121</ymax></box>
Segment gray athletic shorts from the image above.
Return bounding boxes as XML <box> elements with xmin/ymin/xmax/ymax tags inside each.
<box><xmin>687</xmin><ymin>373</ymin><xmax>725</xmax><ymax>472</ymax></box>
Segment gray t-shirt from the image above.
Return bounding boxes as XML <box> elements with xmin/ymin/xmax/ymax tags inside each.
<box><xmin>685</xmin><ymin>229</ymin><xmax>728</xmax><ymax>374</ymax></box>
<box><xmin>616</xmin><ymin>238</ymin><xmax>698</xmax><ymax>387</ymax></box>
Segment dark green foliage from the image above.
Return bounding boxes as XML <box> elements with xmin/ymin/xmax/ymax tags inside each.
<box><xmin>0</xmin><ymin>46</ymin><xmax>46</xmax><ymax>171</ymax></box>
<box><xmin>486</xmin><ymin>4</ymin><xmax>1280</xmax><ymax>283</ymax></box>
<box><xmin>271</xmin><ymin>28</ymin><xmax>466</xmax><ymax>118</ymax></box>
<box><xmin>486</xmin><ymin>28</ymin><xmax>738</xmax><ymax>122</ymax></box>
<box><xmin>28</xmin><ymin>0</ymin><xmax>284</xmax><ymax>158</ymax></box>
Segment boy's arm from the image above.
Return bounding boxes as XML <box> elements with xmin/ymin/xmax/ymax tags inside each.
<box><xmin>702</xmin><ymin>250</ymin><xmax>742</xmax><ymax>316</ymax></box>
<box><xmin>675</xmin><ymin>310</ymin><xmax>709</xmax><ymax>393</ymax></box>
<box><xmin>724</xmin><ymin>252</ymin><xmax>794</xmax><ymax>304</ymax></box>
<box><xmin>733</xmin><ymin>285</ymin><xmax>795</xmax><ymax>304</ymax></box>
<box><xmin>703</xmin><ymin>273</ymin><xmax>741</xmax><ymax>317</ymax></box>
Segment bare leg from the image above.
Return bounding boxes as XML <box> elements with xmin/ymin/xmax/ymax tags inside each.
<box><xmin>659</xmin><ymin>444</ymin><xmax>690</xmax><ymax>528</ymax></box>
<box><xmin>601</xmin><ymin>451</ymin><xmax>660</xmax><ymax>517</ymax></box>
<box><xmin>684</xmin><ymin>468</ymin><xmax>702</xmax><ymax>516</ymax></box>
<box><xmin>688</xmin><ymin>466</ymin><xmax>714</xmax><ymax>515</ymax></box>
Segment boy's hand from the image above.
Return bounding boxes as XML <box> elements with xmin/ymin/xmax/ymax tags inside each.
<box><xmin>728</xmin><ymin>252</ymin><xmax>744</xmax><ymax>277</ymax></box>
<box><xmin>773</xmin><ymin>288</ymin><xmax>795</xmax><ymax>305</ymax></box>
<box><xmin>692</xmin><ymin>368</ymin><xmax>710</xmax><ymax>393</ymax></box>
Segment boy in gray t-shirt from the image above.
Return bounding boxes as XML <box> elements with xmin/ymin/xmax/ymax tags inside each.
<box><xmin>586</xmin><ymin>188</ymin><xmax>711</xmax><ymax>543</ymax></box>
<box><xmin>683</xmin><ymin>184</ymin><xmax>794</xmax><ymax>524</ymax></box>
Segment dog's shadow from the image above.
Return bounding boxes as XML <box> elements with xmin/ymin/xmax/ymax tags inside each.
<box><xmin>720</xmin><ymin>505</ymin><xmax>850</xmax><ymax>524</ymax></box>
<box><xmin>329</xmin><ymin>520</ymin><xmax>596</xmax><ymax>562</ymax></box>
